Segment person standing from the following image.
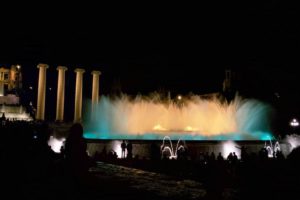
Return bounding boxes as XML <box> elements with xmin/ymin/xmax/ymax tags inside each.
<box><xmin>126</xmin><ymin>141</ymin><xmax>133</xmax><ymax>159</ymax></box>
<box><xmin>121</xmin><ymin>140</ymin><xmax>127</xmax><ymax>158</ymax></box>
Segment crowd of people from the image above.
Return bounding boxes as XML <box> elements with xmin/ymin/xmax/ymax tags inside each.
<box><xmin>1</xmin><ymin>119</ymin><xmax>300</xmax><ymax>199</ymax></box>
<box><xmin>0</xmin><ymin>120</ymin><xmax>94</xmax><ymax>198</ymax></box>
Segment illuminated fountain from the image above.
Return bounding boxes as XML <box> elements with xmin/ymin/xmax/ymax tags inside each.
<box><xmin>160</xmin><ymin>136</ymin><xmax>186</xmax><ymax>159</ymax></box>
<box><xmin>283</xmin><ymin>134</ymin><xmax>300</xmax><ymax>154</ymax></box>
<box><xmin>264</xmin><ymin>140</ymin><xmax>281</xmax><ymax>157</ymax></box>
<box><xmin>84</xmin><ymin>94</ymin><xmax>274</xmax><ymax>141</ymax></box>
<box><xmin>48</xmin><ymin>136</ymin><xmax>65</xmax><ymax>153</ymax></box>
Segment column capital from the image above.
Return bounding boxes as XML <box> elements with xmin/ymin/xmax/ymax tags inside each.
<box><xmin>91</xmin><ymin>70</ymin><xmax>101</xmax><ymax>75</ymax></box>
<box><xmin>74</xmin><ymin>68</ymin><xmax>85</xmax><ymax>73</ymax></box>
<box><xmin>57</xmin><ymin>66</ymin><xmax>68</xmax><ymax>71</ymax></box>
<box><xmin>37</xmin><ymin>63</ymin><xmax>49</xmax><ymax>69</ymax></box>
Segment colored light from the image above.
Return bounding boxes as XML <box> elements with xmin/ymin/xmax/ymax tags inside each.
<box><xmin>84</xmin><ymin>95</ymin><xmax>273</xmax><ymax>141</ymax></box>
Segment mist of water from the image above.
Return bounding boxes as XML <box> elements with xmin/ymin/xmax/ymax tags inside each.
<box><xmin>284</xmin><ymin>134</ymin><xmax>300</xmax><ymax>152</ymax></box>
<box><xmin>84</xmin><ymin>94</ymin><xmax>273</xmax><ymax>140</ymax></box>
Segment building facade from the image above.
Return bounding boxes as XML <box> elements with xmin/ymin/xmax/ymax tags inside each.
<box><xmin>0</xmin><ymin>65</ymin><xmax>22</xmax><ymax>105</ymax></box>
<box><xmin>0</xmin><ymin>65</ymin><xmax>22</xmax><ymax>97</ymax></box>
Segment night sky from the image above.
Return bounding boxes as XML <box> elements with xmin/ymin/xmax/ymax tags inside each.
<box><xmin>1</xmin><ymin>2</ymin><xmax>299</xmax><ymax>126</ymax></box>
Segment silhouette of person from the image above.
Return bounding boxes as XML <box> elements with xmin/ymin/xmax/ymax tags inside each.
<box><xmin>121</xmin><ymin>140</ymin><xmax>127</xmax><ymax>158</ymax></box>
<box><xmin>35</xmin><ymin>123</ymin><xmax>59</xmax><ymax>177</ymax></box>
<box><xmin>176</xmin><ymin>146</ymin><xmax>185</xmax><ymax>160</ymax></box>
<box><xmin>227</xmin><ymin>152</ymin><xmax>233</xmax><ymax>163</ymax></box>
<box><xmin>236</xmin><ymin>145</ymin><xmax>248</xmax><ymax>161</ymax></box>
<box><xmin>176</xmin><ymin>141</ymin><xmax>188</xmax><ymax>161</ymax></box>
<box><xmin>1</xmin><ymin>113</ymin><xmax>6</xmax><ymax>126</ymax></box>
<box><xmin>113</xmin><ymin>150</ymin><xmax>118</xmax><ymax>159</ymax></box>
<box><xmin>1</xmin><ymin>112</ymin><xmax>5</xmax><ymax>120</ymax></box>
<box><xmin>199</xmin><ymin>152</ymin><xmax>205</xmax><ymax>163</ymax></box>
<box><xmin>126</xmin><ymin>141</ymin><xmax>133</xmax><ymax>159</ymax></box>
<box><xmin>259</xmin><ymin>147</ymin><xmax>268</xmax><ymax>160</ymax></box>
<box><xmin>100</xmin><ymin>146</ymin><xmax>107</xmax><ymax>160</ymax></box>
<box><xmin>204</xmin><ymin>152</ymin><xmax>210</xmax><ymax>164</ymax></box>
<box><xmin>276</xmin><ymin>150</ymin><xmax>285</xmax><ymax>161</ymax></box>
<box><xmin>232</xmin><ymin>152</ymin><xmax>238</xmax><ymax>164</ymax></box>
<box><xmin>209</xmin><ymin>152</ymin><xmax>216</xmax><ymax>162</ymax></box>
<box><xmin>217</xmin><ymin>152</ymin><xmax>224</xmax><ymax>162</ymax></box>
<box><xmin>150</xmin><ymin>142</ymin><xmax>160</xmax><ymax>160</ymax></box>
<box><xmin>64</xmin><ymin>123</ymin><xmax>90</xmax><ymax>176</ymax></box>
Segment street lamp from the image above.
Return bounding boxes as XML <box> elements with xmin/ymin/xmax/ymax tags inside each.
<box><xmin>290</xmin><ymin>118</ymin><xmax>299</xmax><ymax>127</ymax></box>
<box><xmin>176</xmin><ymin>95</ymin><xmax>183</xmax><ymax>108</ymax></box>
<box><xmin>290</xmin><ymin>118</ymin><xmax>299</xmax><ymax>134</ymax></box>
<box><xmin>177</xmin><ymin>95</ymin><xmax>182</xmax><ymax>100</ymax></box>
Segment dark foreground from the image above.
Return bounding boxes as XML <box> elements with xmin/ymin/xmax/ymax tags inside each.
<box><xmin>2</xmin><ymin>159</ymin><xmax>299</xmax><ymax>200</ymax></box>
<box><xmin>1</xmin><ymin>121</ymin><xmax>300</xmax><ymax>199</ymax></box>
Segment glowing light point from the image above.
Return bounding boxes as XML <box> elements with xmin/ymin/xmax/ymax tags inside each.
<box><xmin>222</xmin><ymin>141</ymin><xmax>240</xmax><ymax>159</ymax></box>
<box><xmin>290</xmin><ymin>118</ymin><xmax>299</xmax><ymax>127</ymax></box>
<box><xmin>153</xmin><ymin>124</ymin><xmax>167</xmax><ymax>131</ymax></box>
<box><xmin>48</xmin><ymin>136</ymin><xmax>65</xmax><ymax>153</ymax></box>
<box><xmin>184</xmin><ymin>126</ymin><xmax>198</xmax><ymax>132</ymax></box>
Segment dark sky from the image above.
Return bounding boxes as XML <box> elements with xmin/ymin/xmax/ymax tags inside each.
<box><xmin>1</xmin><ymin>2</ymin><xmax>299</xmax><ymax>122</ymax></box>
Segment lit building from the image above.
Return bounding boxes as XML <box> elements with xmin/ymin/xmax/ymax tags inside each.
<box><xmin>0</xmin><ymin>65</ymin><xmax>22</xmax><ymax>97</ymax></box>
<box><xmin>0</xmin><ymin>65</ymin><xmax>31</xmax><ymax>121</ymax></box>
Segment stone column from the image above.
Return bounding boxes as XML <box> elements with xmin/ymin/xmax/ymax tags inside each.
<box><xmin>0</xmin><ymin>82</ymin><xmax>4</xmax><ymax>96</ymax></box>
<box><xmin>91</xmin><ymin>70</ymin><xmax>101</xmax><ymax>105</ymax></box>
<box><xmin>74</xmin><ymin>68</ymin><xmax>85</xmax><ymax>123</ymax></box>
<box><xmin>91</xmin><ymin>70</ymin><xmax>101</xmax><ymax>119</ymax></box>
<box><xmin>36</xmin><ymin>63</ymin><xmax>49</xmax><ymax>120</ymax></box>
<box><xmin>56</xmin><ymin>66</ymin><xmax>67</xmax><ymax>121</ymax></box>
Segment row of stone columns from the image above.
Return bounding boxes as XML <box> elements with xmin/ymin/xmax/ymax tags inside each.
<box><xmin>36</xmin><ymin>63</ymin><xmax>101</xmax><ymax>122</ymax></box>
